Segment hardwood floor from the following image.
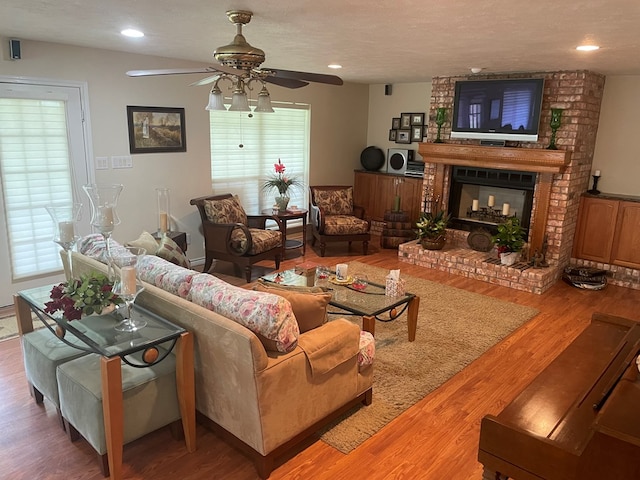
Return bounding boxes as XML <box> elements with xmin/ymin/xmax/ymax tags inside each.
<box><xmin>2</xmin><ymin>237</ymin><xmax>640</xmax><ymax>479</ymax></box>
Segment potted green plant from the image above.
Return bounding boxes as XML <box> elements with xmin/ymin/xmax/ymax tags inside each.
<box><xmin>416</xmin><ymin>210</ymin><xmax>450</xmax><ymax>250</ymax></box>
<box><xmin>492</xmin><ymin>218</ymin><xmax>526</xmax><ymax>265</ymax></box>
<box><xmin>261</xmin><ymin>158</ymin><xmax>302</xmax><ymax>212</ymax></box>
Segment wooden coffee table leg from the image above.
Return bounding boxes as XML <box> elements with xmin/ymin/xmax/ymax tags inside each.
<box><xmin>362</xmin><ymin>315</ymin><xmax>375</xmax><ymax>336</ymax></box>
<box><xmin>407</xmin><ymin>296</ymin><xmax>420</xmax><ymax>342</ymax></box>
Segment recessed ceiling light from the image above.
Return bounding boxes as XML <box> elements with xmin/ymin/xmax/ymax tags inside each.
<box><xmin>328</xmin><ymin>64</ymin><xmax>342</xmax><ymax>69</ymax></box>
<box><xmin>121</xmin><ymin>29</ymin><xmax>144</xmax><ymax>38</ymax></box>
<box><xmin>576</xmin><ymin>45</ymin><xmax>599</xmax><ymax>51</ymax></box>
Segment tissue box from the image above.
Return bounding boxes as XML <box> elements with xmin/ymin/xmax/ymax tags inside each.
<box><xmin>385</xmin><ymin>277</ymin><xmax>406</xmax><ymax>297</ymax></box>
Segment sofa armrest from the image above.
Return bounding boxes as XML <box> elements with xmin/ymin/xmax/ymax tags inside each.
<box><xmin>297</xmin><ymin>319</ymin><xmax>360</xmax><ymax>376</ymax></box>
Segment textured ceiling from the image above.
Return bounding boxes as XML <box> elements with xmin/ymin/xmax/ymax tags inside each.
<box><xmin>2</xmin><ymin>0</ymin><xmax>640</xmax><ymax>84</ymax></box>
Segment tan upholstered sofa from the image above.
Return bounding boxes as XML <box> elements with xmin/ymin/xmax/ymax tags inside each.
<box><xmin>69</xmin><ymin>237</ymin><xmax>373</xmax><ymax>478</ymax></box>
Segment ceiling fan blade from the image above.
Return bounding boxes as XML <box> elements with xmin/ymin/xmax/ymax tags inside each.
<box><xmin>267</xmin><ymin>68</ymin><xmax>344</xmax><ymax>86</ymax></box>
<box><xmin>190</xmin><ymin>75</ymin><xmax>220</xmax><ymax>87</ymax></box>
<box><xmin>127</xmin><ymin>62</ymin><xmax>245</xmax><ymax>79</ymax></box>
<box><xmin>264</xmin><ymin>76</ymin><xmax>309</xmax><ymax>89</ymax></box>
<box><xmin>126</xmin><ymin>68</ymin><xmax>213</xmax><ymax>77</ymax></box>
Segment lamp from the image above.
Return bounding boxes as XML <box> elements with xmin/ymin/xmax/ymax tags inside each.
<box><xmin>204</xmin><ymin>75</ymin><xmax>273</xmax><ymax>113</ymax></box>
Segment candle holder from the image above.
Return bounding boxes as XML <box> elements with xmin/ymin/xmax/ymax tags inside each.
<box><xmin>547</xmin><ymin>108</ymin><xmax>563</xmax><ymax>150</ymax></box>
<box><xmin>45</xmin><ymin>203</ymin><xmax>83</xmax><ymax>280</ymax></box>
<box><xmin>434</xmin><ymin>107</ymin><xmax>446</xmax><ymax>143</ymax></box>
<box><xmin>588</xmin><ymin>175</ymin><xmax>601</xmax><ymax>195</ymax></box>
<box><xmin>83</xmin><ymin>184</ymin><xmax>123</xmax><ymax>280</ymax></box>
<box><xmin>156</xmin><ymin>187</ymin><xmax>171</xmax><ymax>236</ymax></box>
<box><xmin>112</xmin><ymin>246</ymin><xmax>147</xmax><ymax>332</ymax></box>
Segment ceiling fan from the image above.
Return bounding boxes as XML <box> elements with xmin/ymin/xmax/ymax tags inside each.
<box><xmin>126</xmin><ymin>10</ymin><xmax>343</xmax><ymax>111</ymax></box>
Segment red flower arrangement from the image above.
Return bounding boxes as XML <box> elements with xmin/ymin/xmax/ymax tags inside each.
<box><xmin>44</xmin><ymin>272</ymin><xmax>122</xmax><ymax>320</ymax></box>
<box><xmin>262</xmin><ymin>159</ymin><xmax>302</xmax><ymax>196</ymax></box>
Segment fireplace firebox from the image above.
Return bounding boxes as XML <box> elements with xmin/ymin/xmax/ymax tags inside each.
<box><xmin>448</xmin><ymin>166</ymin><xmax>536</xmax><ymax>234</ymax></box>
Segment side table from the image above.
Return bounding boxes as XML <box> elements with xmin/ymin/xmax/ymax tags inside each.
<box><xmin>14</xmin><ymin>285</ymin><xmax>196</xmax><ymax>480</ymax></box>
<box><xmin>262</xmin><ymin>208</ymin><xmax>308</xmax><ymax>255</ymax></box>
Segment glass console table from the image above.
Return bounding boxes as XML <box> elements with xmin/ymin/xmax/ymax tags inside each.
<box><xmin>14</xmin><ymin>284</ymin><xmax>196</xmax><ymax>480</ymax></box>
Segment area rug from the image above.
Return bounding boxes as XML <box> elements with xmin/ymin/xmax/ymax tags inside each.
<box><xmin>0</xmin><ymin>314</ymin><xmax>20</xmax><ymax>342</ymax></box>
<box><xmin>319</xmin><ymin>261</ymin><xmax>539</xmax><ymax>453</ymax></box>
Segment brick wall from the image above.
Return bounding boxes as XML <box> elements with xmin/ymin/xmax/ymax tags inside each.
<box><xmin>401</xmin><ymin>70</ymin><xmax>606</xmax><ymax>293</ymax></box>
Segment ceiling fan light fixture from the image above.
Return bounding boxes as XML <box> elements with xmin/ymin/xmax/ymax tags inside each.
<box><xmin>254</xmin><ymin>85</ymin><xmax>274</xmax><ymax>113</ymax></box>
<box><xmin>205</xmin><ymin>84</ymin><xmax>227</xmax><ymax>111</ymax></box>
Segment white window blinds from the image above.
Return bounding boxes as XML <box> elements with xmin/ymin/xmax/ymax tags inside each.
<box><xmin>209</xmin><ymin>104</ymin><xmax>310</xmax><ymax>215</ymax></box>
<box><xmin>0</xmin><ymin>98</ymin><xmax>75</xmax><ymax>279</ymax></box>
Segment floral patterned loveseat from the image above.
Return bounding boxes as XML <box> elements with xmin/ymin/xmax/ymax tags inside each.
<box><xmin>69</xmin><ymin>234</ymin><xmax>374</xmax><ymax>479</ymax></box>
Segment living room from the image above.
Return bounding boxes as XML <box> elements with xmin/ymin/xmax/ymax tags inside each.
<box><xmin>2</xmin><ymin>2</ymin><xmax>640</xmax><ymax>479</ymax></box>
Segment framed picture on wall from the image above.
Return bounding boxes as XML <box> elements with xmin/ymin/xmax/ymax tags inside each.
<box><xmin>411</xmin><ymin>113</ymin><xmax>425</xmax><ymax>126</ymax></box>
<box><xmin>400</xmin><ymin>113</ymin><xmax>412</xmax><ymax>129</ymax></box>
<box><xmin>389</xmin><ymin>129</ymin><xmax>398</xmax><ymax>141</ymax></box>
<box><xmin>411</xmin><ymin>126</ymin><xmax>423</xmax><ymax>142</ymax></box>
<box><xmin>127</xmin><ymin>106</ymin><xmax>187</xmax><ymax>154</ymax></box>
<box><xmin>392</xmin><ymin>117</ymin><xmax>401</xmax><ymax>130</ymax></box>
<box><xmin>396</xmin><ymin>129</ymin><xmax>411</xmax><ymax>144</ymax></box>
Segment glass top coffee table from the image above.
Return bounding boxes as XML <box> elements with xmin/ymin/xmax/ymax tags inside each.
<box><xmin>261</xmin><ymin>269</ymin><xmax>420</xmax><ymax>341</ymax></box>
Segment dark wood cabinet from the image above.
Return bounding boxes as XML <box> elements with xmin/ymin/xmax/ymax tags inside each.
<box><xmin>354</xmin><ymin>171</ymin><xmax>423</xmax><ymax>224</ymax></box>
<box><xmin>574</xmin><ymin>195</ymin><xmax>640</xmax><ymax>269</ymax></box>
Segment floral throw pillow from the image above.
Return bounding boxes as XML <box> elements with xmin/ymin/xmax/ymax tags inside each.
<box><xmin>203</xmin><ymin>196</ymin><xmax>247</xmax><ymax>225</ymax></box>
<box><xmin>312</xmin><ymin>187</ymin><xmax>353</xmax><ymax>215</ymax></box>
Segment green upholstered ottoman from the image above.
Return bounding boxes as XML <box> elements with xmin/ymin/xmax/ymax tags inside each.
<box><xmin>56</xmin><ymin>351</ymin><xmax>181</xmax><ymax>473</ymax></box>
<box><xmin>21</xmin><ymin>328</ymin><xmax>88</xmax><ymax>418</ymax></box>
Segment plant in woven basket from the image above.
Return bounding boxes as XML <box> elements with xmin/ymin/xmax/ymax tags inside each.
<box><xmin>44</xmin><ymin>271</ymin><xmax>122</xmax><ymax>321</ymax></box>
<box><xmin>416</xmin><ymin>209</ymin><xmax>450</xmax><ymax>249</ymax></box>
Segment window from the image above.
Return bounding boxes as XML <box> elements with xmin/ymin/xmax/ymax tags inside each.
<box><xmin>0</xmin><ymin>96</ymin><xmax>77</xmax><ymax>279</ymax></box>
<box><xmin>209</xmin><ymin>104</ymin><xmax>310</xmax><ymax>215</ymax></box>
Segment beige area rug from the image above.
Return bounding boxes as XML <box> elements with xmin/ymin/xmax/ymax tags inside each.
<box><xmin>319</xmin><ymin>261</ymin><xmax>539</xmax><ymax>454</ymax></box>
<box><xmin>0</xmin><ymin>314</ymin><xmax>20</xmax><ymax>342</ymax></box>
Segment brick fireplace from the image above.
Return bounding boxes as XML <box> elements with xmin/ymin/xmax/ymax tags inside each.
<box><xmin>398</xmin><ymin>70</ymin><xmax>606</xmax><ymax>294</ymax></box>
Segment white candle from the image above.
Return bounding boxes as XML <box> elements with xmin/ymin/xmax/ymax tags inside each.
<box><xmin>121</xmin><ymin>266</ymin><xmax>137</xmax><ymax>295</ymax></box>
<box><xmin>97</xmin><ymin>206</ymin><xmax>114</xmax><ymax>227</ymax></box>
<box><xmin>488</xmin><ymin>195</ymin><xmax>495</xmax><ymax>207</ymax></box>
<box><xmin>502</xmin><ymin>203</ymin><xmax>510</xmax><ymax>216</ymax></box>
<box><xmin>472</xmin><ymin>199</ymin><xmax>479</xmax><ymax>211</ymax></box>
<box><xmin>594</xmin><ymin>170</ymin><xmax>601</xmax><ymax>176</ymax></box>
<box><xmin>59</xmin><ymin>221</ymin><xmax>75</xmax><ymax>242</ymax></box>
<box><xmin>159</xmin><ymin>211</ymin><xmax>168</xmax><ymax>233</ymax></box>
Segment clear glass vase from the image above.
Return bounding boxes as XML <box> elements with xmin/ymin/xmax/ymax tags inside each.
<box><xmin>82</xmin><ymin>184</ymin><xmax>123</xmax><ymax>279</ymax></box>
<box><xmin>45</xmin><ymin>203</ymin><xmax>83</xmax><ymax>280</ymax></box>
<box><xmin>112</xmin><ymin>246</ymin><xmax>147</xmax><ymax>332</ymax></box>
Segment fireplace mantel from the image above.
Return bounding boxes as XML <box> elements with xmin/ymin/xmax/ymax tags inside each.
<box><xmin>418</xmin><ymin>143</ymin><xmax>571</xmax><ymax>173</ymax></box>
<box><xmin>417</xmin><ymin>143</ymin><xmax>572</xmax><ymax>256</ymax></box>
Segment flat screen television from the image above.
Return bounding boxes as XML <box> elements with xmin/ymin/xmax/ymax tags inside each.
<box><xmin>450</xmin><ymin>78</ymin><xmax>545</xmax><ymax>142</ymax></box>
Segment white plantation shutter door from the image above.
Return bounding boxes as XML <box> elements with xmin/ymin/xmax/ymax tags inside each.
<box><xmin>209</xmin><ymin>104</ymin><xmax>310</xmax><ymax>215</ymax></box>
<box><xmin>0</xmin><ymin>93</ymin><xmax>78</xmax><ymax>280</ymax></box>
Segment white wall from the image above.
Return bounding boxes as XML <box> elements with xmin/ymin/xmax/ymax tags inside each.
<box><xmin>367</xmin><ymin>78</ymin><xmax>640</xmax><ymax>197</ymax></box>
<box><xmin>0</xmin><ymin>40</ymin><xmax>369</xmax><ymax>262</ymax></box>
<box><xmin>592</xmin><ymin>75</ymin><xmax>640</xmax><ymax>196</ymax></box>
<box><xmin>366</xmin><ymin>83</ymin><xmax>432</xmax><ymax>161</ymax></box>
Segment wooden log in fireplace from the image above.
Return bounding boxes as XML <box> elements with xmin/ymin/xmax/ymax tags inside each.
<box><xmin>418</xmin><ymin>143</ymin><xmax>571</xmax><ymax>256</ymax></box>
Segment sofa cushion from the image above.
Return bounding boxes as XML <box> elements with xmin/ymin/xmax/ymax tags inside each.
<box><xmin>297</xmin><ymin>320</ymin><xmax>360</xmax><ymax>376</ymax></box>
<box><xmin>137</xmin><ymin>255</ymin><xmax>196</xmax><ymax>298</ymax></box>
<box><xmin>323</xmin><ymin>215</ymin><xmax>369</xmax><ymax>235</ymax></box>
<box><xmin>188</xmin><ymin>273</ymin><xmax>299</xmax><ymax>353</ymax></box>
<box><xmin>254</xmin><ymin>283</ymin><xmax>330</xmax><ymax>333</ymax></box>
<box><xmin>157</xmin><ymin>235</ymin><xmax>190</xmax><ymax>268</ymax></box>
<box><xmin>358</xmin><ymin>330</ymin><xmax>375</xmax><ymax>368</ymax></box>
<box><xmin>204</xmin><ymin>196</ymin><xmax>247</xmax><ymax>225</ymax></box>
<box><xmin>312</xmin><ymin>187</ymin><xmax>354</xmax><ymax>215</ymax></box>
<box><xmin>126</xmin><ymin>231</ymin><xmax>159</xmax><ymax>255</ymax></box>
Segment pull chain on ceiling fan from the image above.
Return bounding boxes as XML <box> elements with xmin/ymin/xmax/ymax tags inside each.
<box><xmin>126</xmin><ymin>10</ymin><xmax>343</xmax><ymax>113</ymax></box>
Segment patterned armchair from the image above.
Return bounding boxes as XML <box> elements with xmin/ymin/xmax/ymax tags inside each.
<box><xmin>309</xmin><ymin>185</ymin><xmax>371</xmax><ymax>257</ymax></box>
<box><xmin>190</xmin><ymin>194</ymin><xmax>284</xmax><ymax>282</ymax></box>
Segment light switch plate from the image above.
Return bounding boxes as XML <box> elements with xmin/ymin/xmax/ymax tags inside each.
<box><xmin>95</xmin><ymin>156</ymin><xmax>109</xmax><ymax>170</ymax></box>
<box><xmin>111</xmin><ymin>155</ymin><xmax>132</xmax><ymax>169</ymax></box>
